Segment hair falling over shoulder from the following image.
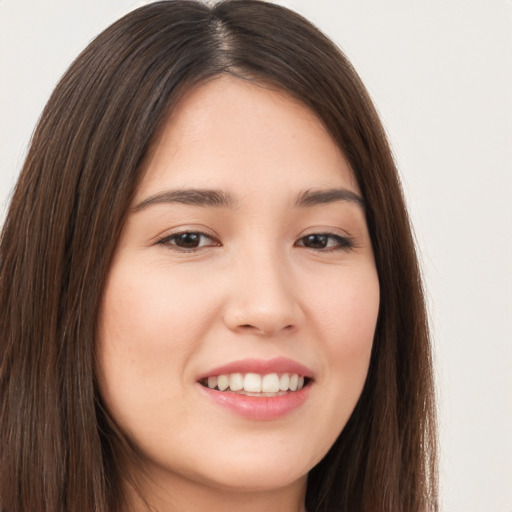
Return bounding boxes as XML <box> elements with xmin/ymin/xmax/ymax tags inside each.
<box><xmin>0</xmin><ymin>1</ymin><xmax>438</xmax><ymax>511</ymax></box>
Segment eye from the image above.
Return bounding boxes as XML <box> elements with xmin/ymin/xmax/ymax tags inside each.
<box><xmin>295</xmin><ymin>233</ymin><xmax>355</xmax><ymax>252</ymax></box>
<box><xmin>157</xmin><ymin>231</ymin><xmax>219</xmax><ymax>251</ymax></box>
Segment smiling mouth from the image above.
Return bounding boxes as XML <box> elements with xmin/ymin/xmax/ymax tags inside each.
<box><xmin>199</xmin><ymin>372</ymin><xmax>310</xmax><ymax>396</ymax></box>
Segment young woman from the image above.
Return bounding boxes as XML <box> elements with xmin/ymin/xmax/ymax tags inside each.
<box><xmin>0</xmin><ymin>1</ymin><xmax>438</xmax><ymax>511</ymax></box>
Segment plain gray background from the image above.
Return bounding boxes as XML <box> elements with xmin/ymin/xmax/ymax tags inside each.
<box><xmin>1</xmin><ymin>1</ymin><xmax>511</xmax><ymax>510</ymax></box>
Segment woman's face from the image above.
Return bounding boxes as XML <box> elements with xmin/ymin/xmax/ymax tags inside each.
<box><xmin>97</xmin><ymin>76</ymin><xmax>379</xmax><ymax>498</ymax></box>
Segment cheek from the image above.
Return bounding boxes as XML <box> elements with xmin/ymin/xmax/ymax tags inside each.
<box><xmin>335</xmin><ymin>287</ymin><xmax>379</xmax><ymax>348</ymax></box>
<box><xmin>282</xmin><ymin>266</ymin><xmax>379</xmax><ymax>470</ymax></box>
<box><xmin>98</xmin><ymin>260</ymin><xmax>219</xmax><ymax>354</ymax></box>
<box><xmin>311</xmin><ymin>265</ymin><xmax>379</xmax><ymax>351</ymax></box>
<box><xmin>334</xmin><ymin>278</ymin><xmax>378</xmax><ymax>376</ymax></box>
<box><xmin>309</xmin><ymin>266</ymin><xmax>379</xmax><ymax>409</ymax></box>
<box><xmin>94</xmin><ymin>261</ymin><xmax>220</xmax><ymax>427</ymax></box>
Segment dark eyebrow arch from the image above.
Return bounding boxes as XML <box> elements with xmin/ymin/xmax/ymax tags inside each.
<box><xmin>295</xmin><ymin>188</ymin><xmax>365</xmax><ymax>210</ymax></box>
<box><xmin>133</xmin><ymin>188</ymin><xmax>238</xmax><ymax>212</ymax></box>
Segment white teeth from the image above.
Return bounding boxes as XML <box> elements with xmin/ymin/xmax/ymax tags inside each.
<box><xmin>261</xmin><ymin>373</ymin><xmax>280</xmax><ymax>393</ymax></box>
<box><xmin>229</xmin><ymin>373</ymin><xmax>243</xmax><ymax>391</ymax></box>
<box><xmin>217</xmin><ymin>374</ymin><xmax>229</xmax><ymax>391</ymax></box>
<box><xmin>289</xmin><ymin>374</ymin><xmax>299</xmax><ymax>391</ymax></box>
<box><xmin>243</xmin><ymin>373</ymin><xmax>262</xmax><ymax>393</ymax></box>
<box><xmin>204</xmin><ymin>372</ymin><xmax>307</xmax><ymax>393</ymax></box>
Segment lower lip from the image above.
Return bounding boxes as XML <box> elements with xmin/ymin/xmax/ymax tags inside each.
<box><xmin>198</xmin><ymin>383</ymin><xmax>312</xmax><ymax>420</ymax></box>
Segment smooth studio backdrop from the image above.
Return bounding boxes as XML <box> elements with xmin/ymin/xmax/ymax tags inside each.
<box><xmin>1</xmin><ymin>1</ymin><xmax>511</xmax><ymax>511</ymax></box>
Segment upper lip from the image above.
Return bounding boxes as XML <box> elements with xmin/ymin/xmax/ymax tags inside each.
<box><xmin>197</xmin><ymin>357</ymin><xmax>314</xmax><ymax>381</ymax></box>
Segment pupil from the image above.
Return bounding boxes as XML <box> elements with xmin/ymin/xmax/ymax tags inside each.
<box><xmin>178</xmin><ymin>233</ymin><xmax>200</xmax><ymax>248</ymax></box>
<box><xmin>305</xmin><ymin>234</ymin><xmax>327</xmax><ymax>248</ymax></box>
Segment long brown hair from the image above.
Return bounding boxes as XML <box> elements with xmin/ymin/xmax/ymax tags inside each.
<box><xmin>0</xmin><ymin>1</ymin><xmax>437</xmax><ymax>511</ymax></box>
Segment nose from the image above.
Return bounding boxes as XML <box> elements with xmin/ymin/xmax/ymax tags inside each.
<box><xmin>223</xmin><ymin>250</ymin><xmax>304</xmax><ymax>337</ymax></box>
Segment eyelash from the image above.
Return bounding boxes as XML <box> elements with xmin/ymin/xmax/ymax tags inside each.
<box><xmin>294</xmin><ymin>233</ymin><xmax>355</xmax><ymax>252</ymax></box>
<box><xmin>157</xmin><ymin>231</ymin><xmax>355</xmax><ymax>253</ymax></box>
<box><xmin>157</xmin><ymin>231</ymin><xmax>218</xmax><ymax>251</ymax></box>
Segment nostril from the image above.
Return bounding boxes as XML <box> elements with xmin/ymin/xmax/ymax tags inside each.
<box><xmin>239</xmin><ymin>324</ymin><xmax>257</xmax><ymax>331</ymax></box>
<box><xmin>237</xmin><ymin>322</ymin><xmax>296</xmax><ymax>336</ymax></box>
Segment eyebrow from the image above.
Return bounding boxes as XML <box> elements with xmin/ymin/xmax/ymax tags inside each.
<box><xmin>133</xmin><ymin>188</ymin><xmax>238</xmax><ymax>211</ymax></box>
<box><xmin>133</xmin><ymin>186</ymin><xmax>365</xmax><ymax>212</ymax></box>
<box><xmin>294</xmin><ymin>188</ymin><xmax>365</xmax><ymax>210</ymax></box>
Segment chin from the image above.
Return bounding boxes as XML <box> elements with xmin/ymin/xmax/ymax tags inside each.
<box><xmin>146</xmin><ymin>445</ymin><xmax>312</xmax><ymax>495</ymax></box>
<box><xmin>193</xmin><ymin>441</ymin><xmax>317</xmax><ymax>492</ymax></box>
<box><xmin>201</xmin><ymin>463</ymin><xmax>308</xmax><ymax>494</ymax></box>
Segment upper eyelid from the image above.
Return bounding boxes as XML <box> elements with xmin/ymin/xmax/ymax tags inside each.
<box><xmin>154</xmin><ymin>226</ymin><xmax>218</xmax><ymax>242</ymax></box>
<box><xmin>298</xmin><ymin>226</ymin><xmax>352</xmax><ymax>237</ymax></box>
<box><xmin>153</xmin><ymin>232</ymin><xmax>219</xmax><ymax>255</ymax></box>
<box><xmin>159</xmin><ymin>231</ymin><xmax>217</xmax><ymax>242</ymax></box>
<box><xmin>155</xmin><ymin>228</ymin><xmax>355</xmax><ymax>247</ymax></box>
<box><xmin>298</xmin><ymin>233</ymin><xmax>350</xmax><ymax>240</ymax></box>
<box><xmin>163</xmin><ymin>230</ymin><xmax>213</xmax><ymax>238</ymax></box>
<box><xmin>296</xmin><ymin>233</ymin><xmax>355</xmax><ymax>245</ymax></box>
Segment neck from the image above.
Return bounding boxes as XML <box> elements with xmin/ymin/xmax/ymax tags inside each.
<box><xmin>123</xmin><ymin>466</ymin><xmax>307</xmax><ymax>512</ymax></box>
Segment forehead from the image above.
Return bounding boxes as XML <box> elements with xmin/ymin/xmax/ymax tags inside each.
<box><xmin>136</xmin><ymin>75</ymin><xmax>360</xmax><ymax>202</ymax></box>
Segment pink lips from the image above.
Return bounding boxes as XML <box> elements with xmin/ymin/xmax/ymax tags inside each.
<box><xmin>197</xmin><ymin>357</ymin><xmax>313</xmax><ymax>420</ymax></box>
